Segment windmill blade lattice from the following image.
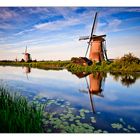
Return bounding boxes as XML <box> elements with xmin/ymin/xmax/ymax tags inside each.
<box><xmin>85</xmin><ymin>12</ymin><xmax>98</xmax><ymax>57</ymax></box>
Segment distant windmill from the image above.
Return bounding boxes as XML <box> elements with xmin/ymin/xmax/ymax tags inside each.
<box><xmin>22</xmin><ymin>46</ymin><xmax>31</xmax><ymax>62</ymax></box>
<box><xmin>15</xmin><ymin>56</ymin><xmax>18</xmax><ymax>62</ymax></box>
<box><xmin>22</xmin><ymin>66</ymin><xmax>31</xmax><ymax>80</ymax></box>
<box><xmin>79</xmin><ymin>12</ymin><xmax>108</xmax><ymax>62</ymax></box>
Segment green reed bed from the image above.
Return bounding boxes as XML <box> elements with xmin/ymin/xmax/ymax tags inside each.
<box><xmin>0</xmin><ymin>87</ymin><xmax>43</xmax><ymax>133</ymax></box>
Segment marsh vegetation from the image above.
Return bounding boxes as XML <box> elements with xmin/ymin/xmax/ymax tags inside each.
<box><xmin>0</xmin><ymin>87</ymin><xmax>43</xmax><ymax>133</ymax></box>
<box><xmin>0</xmin><ymin>53</ymin><xmax>139</xmax><ymax>73</ymax></box>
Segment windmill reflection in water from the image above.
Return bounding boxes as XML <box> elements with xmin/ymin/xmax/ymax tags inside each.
<box><xmin>76</xmin><ymin>72</ymin><xmax>106</xmax><ymax>114</ymax></box>
<box><xmin>22</xmin><ymin>66</ymin><xmax>31</xmax><ymax>80</ymax></box>
<box><xmin>21</xmin><ymin>66</ymin><xmax>106</xmax><ymax>114</ymax></box>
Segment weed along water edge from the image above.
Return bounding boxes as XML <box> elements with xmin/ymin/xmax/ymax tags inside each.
<box><xmin>0</xmin><ymin>66</ymin><xmax>140</xmax><ymax>133</ymax></box>
<box><xmin>0</xmin><ymin>86</ymin><xmax>43</xmax><ymax>133</ymax></box>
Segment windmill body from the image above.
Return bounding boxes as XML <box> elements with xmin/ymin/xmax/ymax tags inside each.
<box><xmin>79</xmin><ymin>12</ymin><xmax>108</xmax><ymax>63</ymax></box>
<box><xmin>22</xmin><ymin>46</ymin><xmax>31</xmax><ymax>62</ymax></box>
<box><xmin>89</xmin><ymin>72</ymin><xmax>103</xmax><ymax>95</ymax></box>
<box><xmin>89</xmin><ymin>36</ymin><xmax>105</xmax><ymax>62</ymax></box>
<box><xmin>24</xmin><ymin>53</ymin><xmax>31</xmax><ymax>62</ymax></box>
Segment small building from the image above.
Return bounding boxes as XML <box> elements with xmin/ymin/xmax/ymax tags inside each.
<box><xmin>71</xmin><ymin>57</ymin><xmax>92</xmax><ymax>66</ymax></box>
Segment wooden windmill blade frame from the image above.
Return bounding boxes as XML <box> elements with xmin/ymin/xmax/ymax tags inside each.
<box><xmin>85</xmin><ymin>77</ymin><xmax>96</xmax><ymax>114</ymax></box>
<box><xmin>85</xmin><ymin>12</ymin><xmax>98</xmax><ymax>57</ymax></box>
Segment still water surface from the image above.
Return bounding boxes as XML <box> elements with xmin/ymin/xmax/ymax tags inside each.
<box><xmin>0</xmin><ymin>66</ymin><xmax>140</xmax><ymax>133</ymax></box>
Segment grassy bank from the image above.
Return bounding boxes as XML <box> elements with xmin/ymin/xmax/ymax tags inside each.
<box><xmin>67</xmin><ymin>53</ymin><xmax>140</xmax><ymax>73</ymax></box>
<box><xmin>0</xmin><ymin>60</ymin><xmax>70</xmax><ymax>70</ymax></box>
<box><xmin>0</xmin><ymin>87</ymin><xmax>43</xmax><ymax>133</ymax></box>
<box><xmin>0</xmin><ymin>53</ymin><xmax>140</xmax><ymax>73</ymax></box>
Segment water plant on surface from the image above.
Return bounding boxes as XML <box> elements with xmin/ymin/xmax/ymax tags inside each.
<box><xmin>111</xmin><ymin>118</ymin><xmax>136</xmax><ymax>133</ymax></box>
<box><xmin>33</xmin><ymin>95</ymin><xmax>137</xmax><ymax>133</ymax></box>
<box><xmin>0</xmin><ymin>87</ymin><xmax>44</xmax><ymax>133</ymax></box>
<box><xmin>0</xmin><ymin>85</ymin><xmax>138</xmax><ymax>133</ymax></box>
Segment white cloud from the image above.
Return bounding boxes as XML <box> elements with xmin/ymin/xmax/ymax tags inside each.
<box><xmin>34</xmin><ymin>17</ymin><xmax>80</xmax><ymax>31</ymax></box>
<box><xmin>0</xmin><ymin>23</ymin><xmax>13</xmax><ymax>29</ymax></box>
<box><xmin>0</xmin><ymin>8</ymin><xmax>18</xmax><ymax>20</ymax></box>
<box><xmin>0</xmin><ymin>7</ymin><xmax>140</xmax><ymax>60</ymax></box>
<box><xmin>14</xmin><ymin>28</ymin><xmax>35</xmax><ymax>36</ymax></box>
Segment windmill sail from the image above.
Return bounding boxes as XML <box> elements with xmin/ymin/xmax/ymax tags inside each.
<box><xmin>85</xmin><ymin>12</ymin><xmax>98</xmax><ymax>57</ymax></box>
<box><xmin>25</xmin><ymin>46</ymin><xmax>27</xmax><ymax>53</ymax></box>
<box><xmin>85</xmin><ymin>77</ymin><xmax>96</xmax><ymax>114</ymax></box>
<box><xmin>103</xmin><ymin>41</ymin><xmax>108</xmax><ymax>61</ymax></box>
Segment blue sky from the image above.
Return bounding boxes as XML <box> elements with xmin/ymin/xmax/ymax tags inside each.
<box><xmin>0</xmin><ymin>7</ymin><xmax>140</xmax><ymax>60</ymax></box>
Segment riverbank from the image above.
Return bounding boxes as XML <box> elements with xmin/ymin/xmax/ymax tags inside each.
<box><xmin>0</xmin><ymin>53</ymin><xmax>140</xmax><ymax>73</ymax></box>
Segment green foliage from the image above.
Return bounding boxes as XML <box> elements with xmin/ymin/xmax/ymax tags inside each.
<box><xmin>119</xmin><ymin>53</ymin><xmax>139</xmax><ymax>64</ymax></box>
<box><xmin>0</xmin><ymin>87</ymin><xmax>43</xmax><ymax>133</ymax></box>
<box><xmin>111</xmin><ymin>53</ymin><xmax>140</xmax><ymax>72</ymax></box>
<box><xmin>0</xmin><ymin>53</ymin><xmax>140</xmax><ymax>72</ymax></box>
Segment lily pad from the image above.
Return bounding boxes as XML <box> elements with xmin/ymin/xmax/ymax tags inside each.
<box><xmin>127</xmin><ymin>125</ymin><xmax>136</xmax><ymax>131</ymax></box>
<box><xmin>119</xmin><ymin>118</ymin><xmax>126</xmax><ymax>124</ymax></box>
<box><xmin>84</xmin><ymin>110</ymin><xmax>90</xmax><ymax>113</ymax></box>
<box><xmin>91</xmin><ymin>117</ymin><xmax>96</xmax><ymax>123</ymax></box>
<box><xmin>103</xmin><ymin>130</ymin><xmax>108</xmax><ymax>133</ymax></box>
<box><xmin>69</xmin><ymin>118</ymin><xmax>74</xmax><ymax>121</ymax></box>
<box><xmin>123</xmin><ymin>128</ymin><xmax>130</xmax><ymax>132</ymax></box>
<box><xmin>111</xmin><ymin>123</ymin><xmax>123</xmax><ymax>130</ymax></box>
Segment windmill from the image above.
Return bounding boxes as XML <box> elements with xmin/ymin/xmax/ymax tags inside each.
<box><xmin>22</xmin><ymin>66</ymin><xmax>31</xmax><ymax>80</ymax></box>
<box><xmin>79</xmin><ymin>12</ymin><xmax>108</xmax><ymax>62</ymax></box>
<box><xmin>22</xmin><ymin>46</ymin><xmax>31</xmax><ymax>62</ymax></box>
<box><xmin>76</xmin><ymin>72</ymin><xmax>106</xmax><ymax>114</ymax></box>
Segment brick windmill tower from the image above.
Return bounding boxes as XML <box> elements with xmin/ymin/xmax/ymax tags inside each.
<box><xmin>79</xmin><ymin>12</ymin><xmax>108</xmax><ymax>62</ymax></box>
<box><xmin>22</xmin><ymin>46</ymin><xmax>31</xmax><ymax>62</ymax></box>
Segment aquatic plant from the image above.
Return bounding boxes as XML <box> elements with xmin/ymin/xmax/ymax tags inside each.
<box><xmin>33</xmin><ymin>96</ymin><xmax>137</xmax><ymax>133</ymax></box>
<box><xmin>0</xmin><ymin>84</ymin><xmax>138</xmax><ymax>133</ymax></box>
<box><xmin>111</xmin><ymin>118</ymin><xmax>137</xmax><ymax>132</ymax></box>
<box><xmin>0</xmin><ymin>87</ymin><xmax>44</xmax><ymax>133</ymax></box>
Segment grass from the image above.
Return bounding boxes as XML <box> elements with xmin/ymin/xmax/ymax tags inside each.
<box><xmin>0</xmin><ymin>86</ymin><xmax>44</xmax><ymax>133</ymax></box>
<box><xmin>0</xmin><ymin>60</ymin><xmax>70</xmax><ymax>71</ymax></box>
<box><xmin>66</xmin><ymin>53</ymin><xmax>140</xmax><ymax>73</ymax></box>
<box><xmin>0</xmin><ymin>53</ymin><xmax>140</xmax><ymax>73</ymax></box>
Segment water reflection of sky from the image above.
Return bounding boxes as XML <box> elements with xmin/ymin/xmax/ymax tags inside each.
<box><xmin>0</xmin><ymin>66</ymin><xmax>140</xmax><ymax>131</ymax></box>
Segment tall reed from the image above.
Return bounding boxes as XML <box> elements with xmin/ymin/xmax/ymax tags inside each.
<box><xmin>0</xmin><ymin>87</ymin><xmax>43</xmax><ymax>133</ymax></box>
